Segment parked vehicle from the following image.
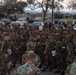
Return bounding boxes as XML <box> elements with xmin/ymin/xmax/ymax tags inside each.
<box><xmin>9</xmin><ymin>21</ymin><xmax>24</xmax><ymax>28</ymax></box>
<box><xmin>16</xmin><ymin>18</ymin><xmax>28</xmax><ymax>25</ymax></box>
<box><xmin>26</xmin><ymin>17</ymin><xmax>36</xmax><ymax>23</ymax></box>
<box><xmin>58</xmin><ymin>19</ymin><xmax>67</xmax><ymax>27</ymax></box>
<box><xmin>44</xmin><ymin>19</ymin><xmax>53</xmax><ymax>27</ymax></box>
<box><xmin>0</xmin><ymin>20</ymin><xmax>5</xmax><ymax>25</ymax></box>
<box><xmin>53</xmin><ymin>24</ymin><xmax>65</xmax><ymax>29</ymax></box>
<box><xmin>73</xmin><ymin>25</ymin><xmax>76</xmax><ymax>30</ymax></box>
<box><xmin>1</xmin><ymin>18</ymin><xmax>12</xmax><ymax>25</ymax></box>
<box><xmin>54</xmin><ymin>19</ymin><xmax>61</xmax><ymax>24</ymax></box>
<box><xmin>72</xmin><ymin>20</ymin><xmax>76</xmax><ymax>27</ymax></box>
<box><xmin>32</xmin><ymin>22</ymin><xmax>44</xmax><ymax>30</ymax></box>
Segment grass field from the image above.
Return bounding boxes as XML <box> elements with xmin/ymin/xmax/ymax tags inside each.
<box><xmin>37</xmin><ymin>17</ymin><xmax>76</xmax><ymax>25</ymax></box>
<box><xmin>65</xmin><ymin>18</ymin><xmax>76</xmax><ymax>25</ymax></box>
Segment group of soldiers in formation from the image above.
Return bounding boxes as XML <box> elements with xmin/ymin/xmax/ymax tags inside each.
<box><xmin>0</xmin><ymin>24</ymin><xmax>76</xmax><ymax>75</ymax></box>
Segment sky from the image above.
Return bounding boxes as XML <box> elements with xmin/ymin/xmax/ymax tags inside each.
<box><xmin>24</xmin><ymin>0</ymin><xmax>76</xmax><ymax>14</ymax></box>
<box><xmin>0</xmin><ymin>0</ymin><xmax>76</xmax><ymax>14</ymax></box>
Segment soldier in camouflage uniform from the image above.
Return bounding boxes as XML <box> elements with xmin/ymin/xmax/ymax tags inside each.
<box><xmin>72</xmin><ymin>35</ymin><xmax>76</xmax><ymax>56</ymax></box>
<box><xmin>0</xmin><ymin>42</ymin><xmax>9</xmax><ymax>75</ymax></box>
<box><xmin>65</xmin><ymin>57</ymin><xmax>76</xmax><ymax>75</ymax></box>
<box><xmin>44</xmin><ymin>34</ymin><xmax>56</xmax><ymax>71</ymax></box>
<box><xmin>15</xmin><ymin>50</ymin><xmax>40</xmax><ymax>75</ymax></box>
<box><xmin>67</xmin><ymin>42</ymin><xmax>75</xmax><ymax>65</ymax></box>
<box><xmin>66</xmin><ymin>34</ymin><xmax>76</xmax><ymax>66</ymax></box>
<box><xmin>11</xmin><ymin>33</ymin><xmax>22</xmax><ymax>67</ymax></box>
<box><xmin>35</xmin><ymin>34</ymin><xmax>47</xmax><ymax>69</ymax></box>
<box><xmin>26</xmin><ymin>35</ymin><xmax>36</xmax><ymax>51</ymax></box>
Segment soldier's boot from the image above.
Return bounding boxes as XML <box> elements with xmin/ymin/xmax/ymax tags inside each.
<box><xmin>54</xmin><ymin>69</ymin><xmax>61</xmax><ymax>73</ymax></box>
<box><xmin>61</xmin><ymin>71</ymin><xmax>65</xmax><ymax>75</ymax></box>
<box><xmin>41</xmin><ymin>68</ymin><xmax>46</xmax><ymax>71</ymax></box>
<box><xmin>41</xmin><ymin>66</ymin><xmax>47</xmax><ymax>71</ymax></box>
<box><xmin>49</xmin><ymin>68</ymin><xmax>52</xmax><ymax>71</ymax></box>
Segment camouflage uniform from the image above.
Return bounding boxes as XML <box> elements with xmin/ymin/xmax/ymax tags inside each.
<box><xmin>35</xmin><ymin>37</ymin><xmax>46</xmax><ymax>68</ymax></box>
<box><xmin>60</xmin><ymin>41</ymin><xmax>67</xmax><ymax>74</ymax></box>
<box><xmin>65</xmin><ymin>61</ymin><xmax>76</xmax><ymax>75</ymax></box>
<box><xmin>22</xmin><ymin>51</ymin><xmax>40</xmax><ymax>67</ymax></box>
<box><xmin>73</xmin><ymin>38</ymin><xmax>76</xmax><ymax>56</ymax></box>
<box><xmin>15</xmin><ymin>51</ymin><xmax>40</xmax><ymax>75</ymax></box>
<box><xmin>0</xmin><ymin>51</ymin><xmax>9</xmax><ymax>75</ymax></box>
<box><xmin>15</xmin><ymin>63</ymin><xmax>40</xmax><ymax>75</ymax></box>
<box><xmin>26</xmin><ymin>39</ymin><xmax>36</xmax><ymax>51</ymax></box>
<box><xmin>45</xmin><ymin>37</ymin><xmax>56</xmax><ymax>71</ymax></box>
<box><xmin>34</xmin><ymin>54</ymin><xmax>40</xmax><ymax>67</ymax></box>
<box><xmin>55</xmin><ymin>40</ymin><xmax>67</xmax><ymax>74</ymax></box>
<box><xmin>11</xmin><ymin>37</ymin><xmax>22</xmax><ymax>67</ymax></box>
<box><xmin>67</xmin><ymin>43</ymin><xmax>75</xmax><ymax>65</ymax></box>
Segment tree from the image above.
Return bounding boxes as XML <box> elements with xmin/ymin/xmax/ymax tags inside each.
<box><xmin>3</xmin><ymin>1</ymin><xmax>28</xmax><ymax>16</ymax></box>
<box><xmin>4</xmin><ymin>0</ymin><xmax>17</xmax><ymax>4</ymax></box>
<box><xmin>68</xmin><ymin>0</ymin><xmax>76</xmax><ymax>9</ymax></box>
<box><xmin>26</xmin><ymin>0</ymin><xmax>64</xmax><ymax>21</ymax></box>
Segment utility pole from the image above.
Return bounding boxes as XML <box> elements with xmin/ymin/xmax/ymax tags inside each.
<box><xmin>52</xmin><ymin>0</ymin><xmax>54</xmax><ymax>23</ymax></box>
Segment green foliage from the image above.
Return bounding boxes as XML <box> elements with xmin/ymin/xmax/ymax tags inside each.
<box><xmin>2</xmin><ymin>1</ymin><xmax>28</xmax><ymax>15</ymax></box>
<box><xmin>68</xmin><ymin>0</ymin><xmax>76</xmax><ymax>9</ymax></box>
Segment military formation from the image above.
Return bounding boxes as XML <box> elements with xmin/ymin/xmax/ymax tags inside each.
<box><xmin>0</xmin><ymin>24</ymin><xmax>76</xmax><ymax>75</ymax></box>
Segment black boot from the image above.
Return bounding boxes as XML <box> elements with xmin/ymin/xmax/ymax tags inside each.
<box><xmin>41</xmin><ymin>68</ymin><xmax>46</xmax><ymax>71</ymax></box>
<box><xmin>54</xmin><ymin>70</ymin><xmax>61</xmax><ymax>73</ymax></box>
<box><xmin>61</xmin><ymin>71</ymin><xmax>65</xmax><ymax>75</ymax></box>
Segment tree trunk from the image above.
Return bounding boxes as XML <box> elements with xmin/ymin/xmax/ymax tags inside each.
<box><xmin>43</xmin><ymin>11</ymin><xmax>47</xmax><ymax>22</ymax></box>
<box><xmin>52</xmin><ymin>0</ymin><xmax>54</xmax><ymax>23</ymax></box>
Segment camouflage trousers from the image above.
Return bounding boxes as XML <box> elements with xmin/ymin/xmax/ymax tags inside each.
<box><xmin>0</xmin><ymin>70</ymin><xmax>10</xmax><ymax>75</ymax></box>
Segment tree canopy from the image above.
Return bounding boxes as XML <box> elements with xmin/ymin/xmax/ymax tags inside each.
<box><xmin>0</xmin><ymin>1</ymin><xmax>28</xmax><ymax>16</ymax></box>
<box><xmin>26</xmin><ymin>0</ymin><xmax>64</xmax><ymax>21</ymax></box>
<box><xmin>68</xmin><ymin>0</ymin><xmax>76</xmax><ymax>9</ymax></box>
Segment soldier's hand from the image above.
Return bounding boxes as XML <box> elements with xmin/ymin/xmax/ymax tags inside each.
<box><xmin>44</xmin><ymin>51</ymin><xmax>46</xmax><ymax>54</ymax></box>
<box><xmin>16</xmin><ymin>48</ymin><xmax>19</xmax><ymax>51</ymax></box>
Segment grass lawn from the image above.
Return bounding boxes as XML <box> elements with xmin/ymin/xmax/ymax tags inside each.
<box><xmin>37</xmin><ymin>17</ymin><xmax>76</xmax><ymax>25</ymax></box>
<box><xmin>65</xmin><ymin>18</ymin><xmax>76</xmax><ymax>25</ymax></box>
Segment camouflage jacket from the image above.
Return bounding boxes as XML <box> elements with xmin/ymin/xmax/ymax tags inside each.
<box><xmin>0</xmin><ymin>52</ymin><xmax>8</xmax><ymax>71</ymax></box>
<box><xmin>65</xmin><ymin>62</ymin><xmax>76</xmax><ymax>75</ymax></box>
<box><xmin>15</xmin><ymin>63</ymin><xmax>40</xmax><ymax>75</ymax></box>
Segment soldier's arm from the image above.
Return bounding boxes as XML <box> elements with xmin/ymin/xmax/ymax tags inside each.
<box><xmin>17</xmin><ymin>44</ymin><xmax>22</xmax><ymax>50</ymax></box>
<box><xmin>27</xmin><ymin>45</ymin><xmax>29</xmax><ymax>50</ymax></box>
<box><xmin>13</xmin><ymin>44</ymin><xmax>17</xmax><ymax>49</ymax></box>
<box><xmin>26</xmin><ymin>42</ymin><xmax>29</xmax><ymax>50</ymax></box>
<box><xmin>44</xmin><ymin>43</ymin><xmax>47</xmax><ymax>54</ymax></box>
<box><xmin>33</xmin><ymin>43</ymin><xmax>36</xmax><ymax>51</ymax></box>
<box><xmin>13</xmin><ymin>43</ymin><xmax>21</xmax><ymax>50</ymax></box>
